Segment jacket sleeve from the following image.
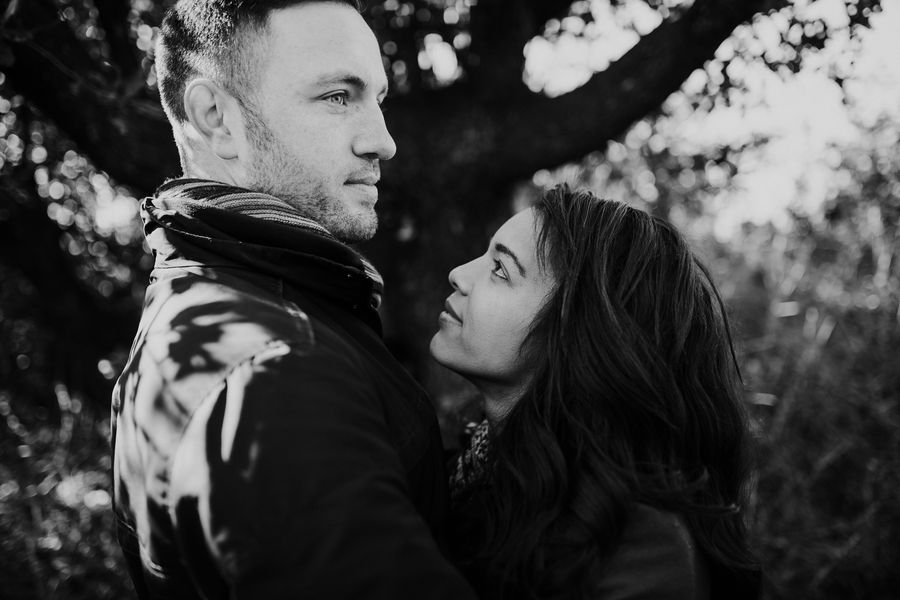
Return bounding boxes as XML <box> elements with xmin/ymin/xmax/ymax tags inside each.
<box><xmin>590</xmin><ymin>504</ymin><xmax>710</xmax><ymax>600</ymax></box>
<box><xmin>168</xmin><ymin>341</ymin><xmax>477</xmax><ymax>599</ymax></box>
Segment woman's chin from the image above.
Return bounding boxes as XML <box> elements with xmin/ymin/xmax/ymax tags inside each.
<box><xmin>428</xmin><ymin>333</ymin><xmax>448</xmax><ymax>365</ymax></box>
<box><xmin>429</xmin><ymin>334</ymin><xmax>467</xmax><ymax>378</ymax></box>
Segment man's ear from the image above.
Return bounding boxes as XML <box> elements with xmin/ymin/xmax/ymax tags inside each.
<box><xmin>183</xmin><ymin>79</ymin><xmax>243</xmax><ymax>160</ymax></box>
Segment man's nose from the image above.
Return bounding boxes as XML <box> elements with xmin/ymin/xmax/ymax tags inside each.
<box><xmin>353</xmin><ymin>103</ymin><xmax>397</xmax><ymax>161</ymax></box>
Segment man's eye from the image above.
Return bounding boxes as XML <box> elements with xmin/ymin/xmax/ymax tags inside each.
<box><xmin>491</xmin><ymin>260</ymin><xmax>508</xmax><ymax>281</ymax></box>
<box><xmin>325</xmin><ymin>92</ymin><xmax>349</xmax><ymax>106</ymax></box>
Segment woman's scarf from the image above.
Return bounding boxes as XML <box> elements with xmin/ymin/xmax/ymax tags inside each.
<box><xmin>450</xmin><ymin>419</ymin><xmax>491</xmax><ymax>504</ymax></box>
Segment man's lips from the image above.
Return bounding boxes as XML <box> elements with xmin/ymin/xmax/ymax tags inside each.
<box><xmin>346</xmin><ymin>171</ymin><xmax>380</xmax><ymax>186</ymax></box>
<box><xmin>345</xmin><ymin>173</ymin><xmax>379</xmax><ymax>203</ymax></box>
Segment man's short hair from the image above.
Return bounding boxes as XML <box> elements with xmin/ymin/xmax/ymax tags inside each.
<box><xmin>156</xmin><ymin>0</ymin><xmax>363</xmax><ymax>123</ymax></box>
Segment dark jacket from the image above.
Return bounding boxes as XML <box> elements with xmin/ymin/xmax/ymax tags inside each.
<box><xmin>591</xmin><ymin>504</ymin><xmax>710</xmax><ymax>599</ymax></box>
<box><xmin>111</xmin><ymin>185</ymin><xmax>475</xmax><ymax>599</ymax></box>
<box><xmin>448</xmin><ymin>425</ymin><xmax>760</xmax><ymax>600</ymax></box>
<box><xmin>451</xmin><ymin>491</ymin><xmax>713</xmax><ymax>599</ymax></box>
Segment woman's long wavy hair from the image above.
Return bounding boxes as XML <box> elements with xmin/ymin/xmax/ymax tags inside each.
<box><xmin>474</xmin><ymin>186</ymin><xmax>760</xmax><ymax>598</ymax></box>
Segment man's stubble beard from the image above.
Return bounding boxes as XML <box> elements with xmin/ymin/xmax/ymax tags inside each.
<box><xmin>242</xmin><ymin>104</ymin><xmax>378</xmax><ymax>243</ymax></box>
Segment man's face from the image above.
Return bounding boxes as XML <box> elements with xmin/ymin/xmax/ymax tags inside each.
<box><xmin>240</xmin><ymin>2</ymin><xmax>395</xmax><ymax>242</ymax></box>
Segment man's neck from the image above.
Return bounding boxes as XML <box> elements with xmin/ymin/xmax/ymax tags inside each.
<box><xmin>176</xmin><ymin>133</ymin><xmax>247</xmax><ymax>187</ymax></box>
<box><xmin>181</xmin><ymin>160</ymin><xmax>242</xmax><ymax>187</ymax></box>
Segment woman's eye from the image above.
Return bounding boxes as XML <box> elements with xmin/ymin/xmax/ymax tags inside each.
<box><xmin>491</xmin><ymin>260</ymin><xmax>508</xmax><ymax>281</ymax></box>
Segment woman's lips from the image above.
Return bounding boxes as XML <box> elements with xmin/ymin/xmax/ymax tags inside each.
<box><xmin>441</xmin><ymin>299</ymin><xmax>463</xmax><ymax>324</ymax></box>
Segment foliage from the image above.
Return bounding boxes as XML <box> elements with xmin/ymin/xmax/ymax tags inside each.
<box><xmin>0</xmin><ymin>385</ymin><xmax>133</xmax><ymax>599</ymax></box>
<box><xmin>736</xmin><ymin>117</ymin><xmax>900</xmax><ymax>598</ymax></box>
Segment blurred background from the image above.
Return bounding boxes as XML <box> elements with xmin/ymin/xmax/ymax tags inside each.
<box><xmin>0</xmin><ymin>0</ymin><xmax>897</xmax><ymax>597</ymax></box>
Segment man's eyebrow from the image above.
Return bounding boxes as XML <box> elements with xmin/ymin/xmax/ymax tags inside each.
<box><xmin>494</xmin><ymin>242</ymin><xmax>526</xmax><ymax>278</ymax></box>
<box><xmin>314</xmin><ymin>72</ymin><xmax>366</xmax><ymax>88</ymax></box>
<box><xmin>313</xmin><ymin>72</ymin><xmax>389</xmax><ymax>97</ymax></box>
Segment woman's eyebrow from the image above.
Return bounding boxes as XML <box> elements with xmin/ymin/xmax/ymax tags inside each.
<box><xmin>494</xmin><ymin>242</ymin><xmax>526</xmax><ymax>277</ymax></box>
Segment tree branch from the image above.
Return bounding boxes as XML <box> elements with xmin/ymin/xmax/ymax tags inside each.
<box><xmin>467</xmin><ymin>0</ymin><xmax>573</xmax><ymax>99</ymax></box>
<box><xmin>488</xmin><ymin>0</ymin><xmax>790</xmax><ymax>180</ymax></box>
<box><xmin>386</xmin><ymin>0</ymin><xmax>788</xmax><ymax>192</ymax></box>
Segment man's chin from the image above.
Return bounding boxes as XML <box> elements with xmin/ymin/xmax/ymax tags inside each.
<box><xmin>329</xmin><ymin>211</ymin><xmax>378</xmax><ymax>243</ymax></box>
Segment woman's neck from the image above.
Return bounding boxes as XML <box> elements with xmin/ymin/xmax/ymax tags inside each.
<box><xmin>475</xmin><ymin>380</ymin><xmax>528</xmax><ymax>427</ymax></box>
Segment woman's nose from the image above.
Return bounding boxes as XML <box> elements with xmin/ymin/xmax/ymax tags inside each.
<box><xmin>448</xmin><ymin>265</ymin><xmax>462</xmax><ymax>292</ymax></box>
<box><xmin>448</xmin><ymin>257</ymin><xmax>477</xmax><ymax>294</ymax></box>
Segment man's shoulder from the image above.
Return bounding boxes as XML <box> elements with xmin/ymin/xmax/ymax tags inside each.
<box><xmin>133</xmin><ymin>268</ymin><xmax>378</xmax><ymax>390</ymax></box>
<box><xmin>128</xmin><ymin>270</ymin><xmax>322</xmax><ymax>398</ymax></box>
<box><xmin>113</xmin><ymin>268</ymin><xmax>380</xmax><ymax>464</ymax></box>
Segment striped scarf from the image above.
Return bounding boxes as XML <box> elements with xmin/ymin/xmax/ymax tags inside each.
<box><xmin>154</xmin><ymin>178</ymin><xmax>384</xmax><ymax>307</ymax></box>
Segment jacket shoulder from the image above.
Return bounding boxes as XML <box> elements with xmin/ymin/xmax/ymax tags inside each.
<box><xmin>590</xmin><ymin>504</ymin><xmax>710</xmax><ymax>600</ymax></box>
<box><xmin>125</xmin><ymin>271</ymin><xmax>314</xmax><ymax>407</ymax></box>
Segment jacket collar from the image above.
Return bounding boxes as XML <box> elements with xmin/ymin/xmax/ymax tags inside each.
<box><xmin>142</xmin><ymin>178</ymin><xmax>384</xmax><ymax>332</ymax></box>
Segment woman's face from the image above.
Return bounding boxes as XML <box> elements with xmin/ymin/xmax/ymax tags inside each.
<box><xmin>430</xmin><ymin>207</ymin><xmax>555</xmax><ymax>391</ymax></box>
